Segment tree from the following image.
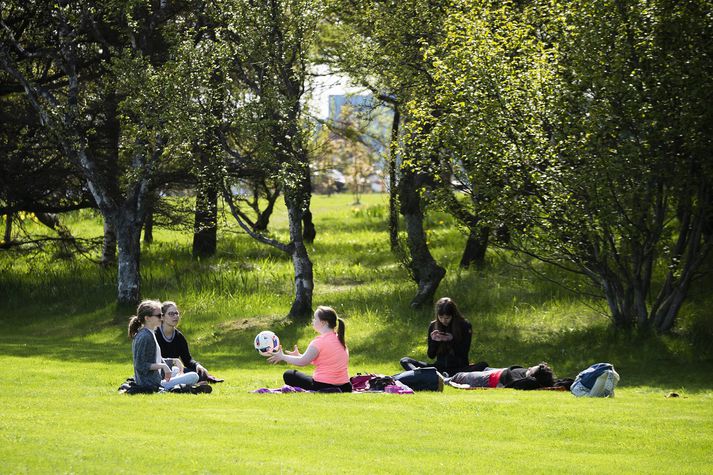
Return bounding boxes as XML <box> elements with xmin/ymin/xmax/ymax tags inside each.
<box><xmin>1</xmin><ymin>2</ymin><xmax>199</xmax><ymax>304</ymax></box>
<box><xmin>408</xmin><ymin>0</ymin><xmax>713</xmax><ymax>332</ymax></box>
<box><xmin>323</xmin><ymin>0</ymin><xmax>450</xmax><ymax>307</ymax></box>
<box><xmin>544</xmin><ymin>0</ymin><xmax>713</xmax><ymax>331</ymax></box>
<box><xmin>1</xmin><ymin>88</ymin><xmax>95</xmax><ymax>255</ymax></box>
<box><xmin>199</xmin><ymin>0</ymin><xmax>323</xmax><ymax>318</ymax></box>
<box><xmin>313</xmin><ymin>103</ymin><xmax>381</xmax><ymax>204</ymax></box>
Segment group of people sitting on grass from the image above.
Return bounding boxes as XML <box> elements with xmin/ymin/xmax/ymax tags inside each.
<box><xmin>126</xmin><ymin>300</ymin><xmax>222</xmax><ymax>393</ymax></box>
<box><xmin>127</xmin><ymin>296</ymin><xmax>618</xmax><ymax>396</ymax></box>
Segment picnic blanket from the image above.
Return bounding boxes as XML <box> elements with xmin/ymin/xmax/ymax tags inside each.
<box><xmin>251</xmin><ymin>376</ymin><xmax>415</xmax><ymax>394</ymax></box>
<box><xmin>251</xmin><ymin>385</ymin><xmax>342</xmax><ymax>394</ymax></box>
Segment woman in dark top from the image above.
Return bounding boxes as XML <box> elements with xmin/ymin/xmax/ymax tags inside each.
<box><xmin>445</xmin><ymin>362</ymin><xmax>555</xmax><ymax>390</ymax></box>
<box><xmin>155</xmin><ymin>301</ymin><xmax>223</xmax><ymax>383</ymax></box>
<box><xmin>400</xmin><ymin>297</ymin><xmax>473</xmax><ymax>374</ymax></box>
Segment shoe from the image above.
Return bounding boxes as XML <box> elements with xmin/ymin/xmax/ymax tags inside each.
<box><xmin>190</xmin><ymin>383</ymin><xmax>213</xmax><ymax>394</ymax></box>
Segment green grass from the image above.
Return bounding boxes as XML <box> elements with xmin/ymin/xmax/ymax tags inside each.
<box><xmin>1</xmin><ymin>193</ymin><xmax>713</xmax><ymax>473</ymax></box>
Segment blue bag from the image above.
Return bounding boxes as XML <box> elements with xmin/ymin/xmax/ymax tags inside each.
<box><xmin>575</xmin><ymin>363</ymin><xmax>614</xmax><ymax>389</ymax></box>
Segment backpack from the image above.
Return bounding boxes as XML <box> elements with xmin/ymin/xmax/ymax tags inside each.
<box><xmin>571</xmin><ymin>363</ymin><xmax>619</xmax><ymax>397</ymax></box>
<box><xmin>574</xmin><ymin>363</ymin><xmax>615</xmax><ymax>389</ymax></box>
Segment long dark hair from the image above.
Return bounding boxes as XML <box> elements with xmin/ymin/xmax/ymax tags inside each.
<box><xmin>433</xmin><ymin>297</ymin><xmax>467</xmax><ymax>342</ymax></box>
<box><xmin>531</xmin><ymin>362</ymin><xmax>555</xmax><ymax>387</ymax></box>
<box><xmin>315</xmin><ymin>306</ymin><xmax>346</xmax><ymax>348</ymax></box>
<box><xmin>128</xmin><ymin>300</ymin><xmax>162</xmax><ymax>339</ymax></box>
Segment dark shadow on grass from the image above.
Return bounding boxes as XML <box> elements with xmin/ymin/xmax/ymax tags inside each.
<box><xmin>0</xmin><ymin>336</ymin><xmax>131</xmax><ymax>365</ymax></box>
<box><xmin>3</xmin><ymin>226</ymin><xmax>712</xmax><ymax>394</ymax></box>
<box><xmin>351</xmin><ymin>311</ymin><xmax>713</xmax><ymax>393</ymax></box>
<box><xmin>3</xmin><ymin>307</ymin><xmax>713</xmax><ymax>393</ymax></box>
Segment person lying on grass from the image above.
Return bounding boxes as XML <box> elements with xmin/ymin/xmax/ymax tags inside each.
<box><xmin>444</xmin><ymin>362</ymin><xmax>555</xmax><ymax>390</ymax></box>
<box><xmin>128</xmin><ymin>299</ymin><xmax>201</xmax><ymax>391</ymax></box>
<box><xmin>156</xmin><ymin>301</ymin><xmax>223</xmax><ymax>383</ymax></box>
<box><xmin>400</xmin><ymin>297</ymin><xmax>474</xmax><ymax>375</ymax></box>
<box><xmin>264</xmin><ymin>306</ymin><xmax>352</xmax><ymax>393</ymax></box>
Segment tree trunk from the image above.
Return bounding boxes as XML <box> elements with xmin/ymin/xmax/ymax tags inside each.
<box><xmin>399</xmin><ymin>166</ymin><xmax>445</xmax><ymax>308</ymax></box>
<box><xmin>253</xmin><ymin>190</ymin><xmax>279</xmax><ymax>231</ymax></box>
<box><xmin>654</xmin><ymin>287</ymin><xmax>687</xmax><ymax>333</ymax></box>
<box><xmin>115</xmin><ymin>211</ymin><xmax>143</xmax><ymax>306</ymax></box>
<box><xmin>600</xmin><ymin>275</ymin><xmax>634</xmax><ymax>328</ymax></box>
<box><xmin>283</xmin><ymin>151</ymin><xmax>314</xmax><ymax>318</ymax></box>
<box><xmin>302</xmin><ymin>209</ymin><xmax>316</xmax><ymax>243</ymax></box>
<box><xmin>143</xmin><ymin>201</ymin><xmax>154</xmax><ymax>245</ymax></box>
<box><xmin>192</xmin><ymin>179</ymin><xmax>218</xmax><ymax>259</ymax></box>
<box><xmin>143</xmin><ymin>211</ymin><xmax>154</xmax><ymax>245</ymax></box>
<box><xmin>101</xmin><ymin>215</ymin><xmax>117</xmax><ymax>268</ymax></box>
<box><xmin>460</xmin><ymin>226</ymin><xmax>489</xmax><ymax>269</ymax></box>
<box><xmin>2</xmin><ymin>212</ymin><xmax>12</xmax><ymax>248</ymax></box>
<box><xmin>286</xmin><ymin>199</ymin><xmax>314</xmax><ymax>319</ymax></box>
<box><xmin>388</xmin><ymin>108</ymin><xmax>401</xmax><ymax>252</ymax></box>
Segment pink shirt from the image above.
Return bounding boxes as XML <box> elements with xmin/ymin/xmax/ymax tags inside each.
<box><xmin>311</xmin><ymin>331</ymin><xmax>349</xmax><ymax>385</ymax></box>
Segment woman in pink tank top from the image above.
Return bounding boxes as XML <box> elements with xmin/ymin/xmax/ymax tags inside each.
<box><xmin>266</xmin><ymin>306</ymin><xmax>352</xmax><ymax>392</ymax></box>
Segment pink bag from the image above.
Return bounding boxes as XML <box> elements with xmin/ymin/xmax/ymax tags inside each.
<box><xmin>349</xmin><ymin>374</ymin><xmax>376</xmax><ymax>391</ymax></box>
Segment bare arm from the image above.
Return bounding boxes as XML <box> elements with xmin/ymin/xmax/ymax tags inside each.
<box><xmin>267</xmin><ymin>343</ymin><xmax>319</xmax><ymax>366</ymax></box>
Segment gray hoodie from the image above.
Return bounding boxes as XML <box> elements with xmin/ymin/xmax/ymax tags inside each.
<box><xmin>132</xmin><ymin>327</ymin><xmax>162</xmax><ymax>388</ymax></box>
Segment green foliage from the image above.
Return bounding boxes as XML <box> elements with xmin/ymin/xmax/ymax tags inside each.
<box><xmin>404</xmin><ymin>0</ymin><xmax>713</xmax><ymax>331</ymax></box>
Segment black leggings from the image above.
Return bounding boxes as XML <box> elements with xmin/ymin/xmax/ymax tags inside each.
<box><xmin>399</xmin><ymin>357</ymin><xmax>488</xmax><ymax>374</ymax></box>
<box><xmin>400</xmin><ymin>357</ymin><xmax>433</xmax><ymax>371</ymax></box>
<box><xmin>283</xmin><ymin>370</ymin><xmax>352</xmax><ymax>393</ymax></box>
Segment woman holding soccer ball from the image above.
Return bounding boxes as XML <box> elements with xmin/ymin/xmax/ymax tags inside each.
<box><xmin>265</xmin><ymin>306</ymin><xmax>352</xmax><ymax>392</ymax></box>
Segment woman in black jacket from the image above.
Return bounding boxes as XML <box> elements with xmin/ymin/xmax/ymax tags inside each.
<box><xmin>400</xmin><ymin>297</ymin><xmax>473</xmax><ymax>375</ymax></box>
<box><xmin>155</xmin><ymin>301</ymin><xmax>223</xmax><ymax>383</ymax></box>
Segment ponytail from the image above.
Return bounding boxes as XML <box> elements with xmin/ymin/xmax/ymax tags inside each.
<box><xmin>128</xmin><ymin>316</ymin><xmax>142</xmax><ymax>339</ymax></box>
<box><xmin>337</xmin><ymin>318</ymin><xmax>346</xmax><ymax>349</ymax></box>
<box><xmin>315</xmin><ymin>305</ymin><xmax>346</xmax><ymax>349</ymax></box>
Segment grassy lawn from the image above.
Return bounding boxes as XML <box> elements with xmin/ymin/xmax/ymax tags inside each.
<box><xmin>1</xmin><ymin>193</ymin><xmax>712</xmax><ymax>473</ymax></box>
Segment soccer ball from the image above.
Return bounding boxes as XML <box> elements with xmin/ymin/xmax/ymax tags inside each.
<box><xmin>254</xmin><ymin>330</ymin><xmax>280</xmax><ymax>355</ymax></box>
